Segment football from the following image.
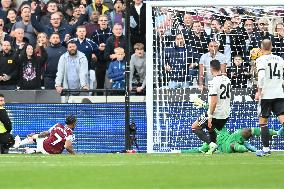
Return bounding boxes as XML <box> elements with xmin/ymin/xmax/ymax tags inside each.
<box><xmin>250</xmin><ymin>48</ymin><xmax>264</xmax><ymax>60</ymax></box>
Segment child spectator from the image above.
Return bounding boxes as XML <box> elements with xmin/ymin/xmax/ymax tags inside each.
<box><xmin>107</xmin><ymin>47</ymin><xmax>125</xmax><ymax>90</ymax></box>
<box><xmin>228</xmin><ymin>55</ymin><xmax>251</xmax><ymax>88</ymax></box>
<box><xmin>129</xmin><ymin>43</ymin><xmax>145</xmax><ymax>93</ymax></box>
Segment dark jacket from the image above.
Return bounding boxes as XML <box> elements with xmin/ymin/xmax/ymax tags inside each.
<box><xmin>18</xmin><ymin>46</ymin><xmax>47</xmax><ymax>89</ymax></box>
<box><xmin>165</xmin><ymin>45</ymin><xmax>199</xmax><ymax>82</ymax></box>
<box><xmin>218</xmin><ymin>31</ymin><xmax>244</xmax><ymax>61</ymax></box>
<box><xmin>188</xmin><ymin>32</ymin><xmax>210</xmax><ymax>58</ymax></box>
<box><xmin>228</xmin><ymin>64</ymin><xmax>251</xmax><ymax>88</ymax></box>
<box><xmin>31</xmin><ymin>10</ymin><xmax>87</xmax><ymax>41</ymax></box>
<box><xmin>91</xmin><ymin>27</ymin><xmax>112</xmax><ymax>65</ymax></box>
<box><xmin>44</xmin><ymin>44</ymin><xmax>67</xmax><ymax>79</ymax></box>
<box><xmin>0</xmin><ymin>50</ymin><xmax>19</xmax><ymax>86</ymax></box>
<box><xmin>129</xmin><ymin>3</ymin><xmax>146</xmax><ymax>36</ymax></box>
<box><xmin>104</xmin><ymin>35</ymin><xmax>126</xmax><ymax>64</ymax></box>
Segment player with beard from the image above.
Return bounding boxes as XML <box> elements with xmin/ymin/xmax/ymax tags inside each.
<box><xmin>55</xmin><ymin>41</ymin><xmax>89</xmax><ymax>94</ymax></box>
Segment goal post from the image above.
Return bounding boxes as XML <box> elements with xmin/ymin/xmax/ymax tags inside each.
<box><xmin>146</xmin><ymin>0</ymin><xmax>284</xmax><ymax>153</ymax></box>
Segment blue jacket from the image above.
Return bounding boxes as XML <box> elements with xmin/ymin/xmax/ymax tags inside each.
<box><xmin>107</xmin><ymin>60</ymin><xmax>125</xmax><ymax>89</ymax></box>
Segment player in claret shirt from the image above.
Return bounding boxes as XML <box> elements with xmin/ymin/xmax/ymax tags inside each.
<box><xmin>14</xmin><ymin>115</ymin><xmax>77</xmax><ymax>155</ymax></box>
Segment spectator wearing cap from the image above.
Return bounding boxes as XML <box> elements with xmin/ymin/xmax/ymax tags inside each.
<box><xmin>11</xmin><ymin>5</ymin><xmax>37</xmax><ymax>46</ymax></box>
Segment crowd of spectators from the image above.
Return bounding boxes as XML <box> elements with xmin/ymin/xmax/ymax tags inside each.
<box><xmin>153</xmin><ymin>5</ymin><xmax>284</xmax><ymax>89</ymax></box>
<box><xmin>0</xmin><ymin>0</ymin><xmax>147</xmax><ymax>95</ymax></box>
<box><xmin>0</xmin><ymin>0</ymin><xmax>284</xmax><ymax>96</ymax></box>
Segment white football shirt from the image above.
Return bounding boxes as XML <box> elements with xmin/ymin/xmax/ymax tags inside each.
<box><xmin>208</xmin><ymin>75</ymin><xmax>231</xmax><ymax>119</ymax></box>
<box><xmin>256</xmin><ymin>54</ymin><xmax>284</xmax><ymax>99</ymax></box>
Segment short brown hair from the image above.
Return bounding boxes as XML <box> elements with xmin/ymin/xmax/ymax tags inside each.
<box><xmin>133</xmin><ymin>43</ymin><xmax>144</xmax><ymax>50</ymax></box>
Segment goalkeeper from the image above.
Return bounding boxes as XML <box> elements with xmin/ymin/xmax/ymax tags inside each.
<box><xmin>186</xmin><ymin>98</ymin><xmax>282</xmax><ymax>153</ymax></box>
<box><xmin>216</xmin><ymin>127</ymin><xmax>278</xmax><ymax>153</ymax></box>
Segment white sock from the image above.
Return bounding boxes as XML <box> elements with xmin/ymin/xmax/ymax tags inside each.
<box><xmin>19</xmin><ymin>138</ymin><xmax>35</xmax><ymax>146</ymax></box>
<box><xmin>263</xmin><ymin>147</ymin><xmax>270</xmax><ymax>152</ymax></box>
<box><xmin>25</xmin><ymin>147</ymin><xmax>37</xmax><ymax>154</ymax></box>
<box><xmin>209</xmin><ymin>142</ymin><xmax>216</xmax><ymax>147</ymax></box>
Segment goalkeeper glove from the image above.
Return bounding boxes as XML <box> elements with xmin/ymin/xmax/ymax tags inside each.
<box><xmin>244</xmin><ymin>142</ymin><xmax>257</xmax><ymax>152</ymax></box>
<box><xmin>191</xmin><ymin>97</ymin><xmax>209</xmax><ymax>109</ymax></box>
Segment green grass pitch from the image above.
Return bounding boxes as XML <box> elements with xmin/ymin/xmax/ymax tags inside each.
<box><xmin>1</xmin><ymin>152</ymin><xmax>284</xmax><ymax>189</ymax></box>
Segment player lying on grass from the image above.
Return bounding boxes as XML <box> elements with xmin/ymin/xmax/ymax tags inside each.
<box><xmin>14</xmin><ymin>115</ymin><xmax>77</xmax><ymax>155</ymax></box>
<box><xmin>182</xmin><ymin>127</ymin><xmax>282</xmax><ymax>153</ymax></box>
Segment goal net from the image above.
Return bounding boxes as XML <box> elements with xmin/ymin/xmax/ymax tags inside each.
<box><xmin>146</xmin><ymin>0</ymin><xmax>284</xmax><ymax>153</ymax></box>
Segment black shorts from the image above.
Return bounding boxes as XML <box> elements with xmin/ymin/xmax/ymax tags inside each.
<box><xmin>197</xmin><ymin>113</ymin><xmax>228</xmax><ymax>131</ymax></box>
<box><xmin>260</xmin><ymin>98</ymin><xmax>284</xmax><ymax>118</ymax></box>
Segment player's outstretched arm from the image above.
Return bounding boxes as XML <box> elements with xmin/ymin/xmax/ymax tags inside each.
<box><xmin>64</xmin><ymin>140</ymin><xmax>75</xmax><ymax>155</ymax></box>
<box><xmin>28</xmin><ymin>131</ymin><xmax>49</xmax><ymax>139</ymax></box>
<box><xmin>191</xmin><ymin>97</ymin><xmax>209</xmax><ymax>109</ymax></box>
